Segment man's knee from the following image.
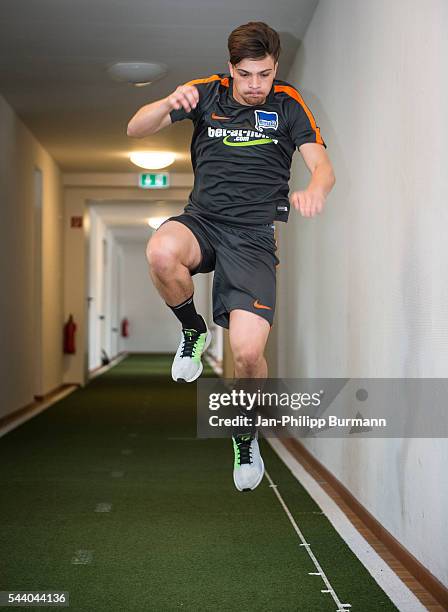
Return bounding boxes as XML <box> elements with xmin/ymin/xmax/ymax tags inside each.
<box><xmin>146</xmin><ymin>235</ymin><xmax>179</xmax><ymax>277</ymax></box>
<box><xmin>233</xmin><ymin>344</ymin><xmax>264</xmax><ymax>371</ymax></box>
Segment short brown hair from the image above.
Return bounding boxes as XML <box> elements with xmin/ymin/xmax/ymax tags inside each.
<box><xmin>228</xmin><ymin>22</ymin><xmax>281</xmax><ymax>65</ymax></box>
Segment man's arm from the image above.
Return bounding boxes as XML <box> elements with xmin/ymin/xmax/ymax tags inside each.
<box><xmin>126</xmin><ymin>84</ymin><xmax>200</xmax><ymax>138</ymax></box>
<box><xmin>289</xmin><ymin>143</ymin><xmax>336</xmax><ymax>217</ymax></box>
<box><xmin>299</xmin><ymin>142</ymin><xmax>335</xmax><ymax>199</ymax></box>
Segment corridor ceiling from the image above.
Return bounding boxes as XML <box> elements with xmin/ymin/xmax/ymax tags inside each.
<box><xmin>0</xmin><ymin>0</ymin><xmax>318</xmax><ymax>173</ymax></box>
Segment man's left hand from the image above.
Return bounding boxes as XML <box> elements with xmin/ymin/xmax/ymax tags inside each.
<box><xmin>289</xmin><ymin>189</ymin><xmax>326</xmax><ymax>218</ymax></box>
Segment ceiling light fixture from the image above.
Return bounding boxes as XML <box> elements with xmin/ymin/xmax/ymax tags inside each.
<box><xmin>129</xmin><ymin>151</ymin><xmax>175</xmax><ymax>170</ymax></box>
<box><xmin>147</xmin><ymin>217</ymin><xmax>169</xmax><ymax>230</ymax></box>
<box><xmin>107</xmin><ymin>62</ymin><xmax>167</xmax><ymax>86</ymax></box>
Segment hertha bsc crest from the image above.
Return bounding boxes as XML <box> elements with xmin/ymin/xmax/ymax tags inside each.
<box><xmin>254</xmin><ymin>110</ymin><xmax>279</xmax><ymax>131</ymax></box>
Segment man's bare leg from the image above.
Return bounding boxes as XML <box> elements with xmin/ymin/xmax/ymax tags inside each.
<box><xmin>228</xmin><ymin>309</ymin><xmax>270</xmax><ymax>491</ymax></box>
<box><xmin>146</xmin><ymin>220</ymin><xmax>201</xmax><ymax>306</ymax></box>
<box><xmin>229</xmin><ymin>309</ymin><xmax>270</xmax><ymax>378</ymax></box>
<box><xmin>146</xmin><ymin>220</ymin><xmax>211</xmax><ymax>382</ymax></box>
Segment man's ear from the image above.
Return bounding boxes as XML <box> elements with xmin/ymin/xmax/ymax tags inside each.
<box><xmin>228</xmin><ymin>61</ymin><xmax>234</xmax><ymax>77</ymax></box>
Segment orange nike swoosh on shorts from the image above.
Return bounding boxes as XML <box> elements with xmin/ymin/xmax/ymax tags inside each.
<box><xmin>253</xmin><ymin>299</ymin><xmax>272</xmax><ymax>310</ymax></box>
<box><xmin>211</xmin><ymin>112</ymin><xmax>231</xmax><ymax>120</ymax></box>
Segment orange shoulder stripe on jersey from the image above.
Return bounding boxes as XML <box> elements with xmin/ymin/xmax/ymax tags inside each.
<box><xmin>184</xmin><ymin>74</ymin><xmax>229</xmax><ymax>87</ymax></box>
<box><xmin>275</xmin><ymin>85</ymin><xmax>325</xmax><ymax>146</ymax></box>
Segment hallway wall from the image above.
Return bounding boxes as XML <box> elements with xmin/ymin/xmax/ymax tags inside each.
<box><xmin>87</xmin><ymin>208</ymin><xmax>109</xmax><ymax>371</ymax></box>
<box><xmin>0</xmin><ymin>94</ymin><xmax>64</xmax><ymax>418</ymax></box>
<box><xmin>278</xmin><ymin>0</ymin><xmax>448</xmax><ymax>586</ymax></box>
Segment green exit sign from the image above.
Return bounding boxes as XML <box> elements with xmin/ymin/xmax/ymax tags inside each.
<box><xmin>139</xmin><ymin>173</ymin><xmax>169</xmax><ymax>189</ymax></box>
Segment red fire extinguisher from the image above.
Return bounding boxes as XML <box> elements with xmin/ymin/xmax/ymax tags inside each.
<box><xmin>121</xmin><ymin>317</ymin><xmax>129</xmax><ymax>338</ymax></box>
<box><xmin>63</xmin><ymin>314</ymin><xmax>77</xmax><ymax>354</ymax></box>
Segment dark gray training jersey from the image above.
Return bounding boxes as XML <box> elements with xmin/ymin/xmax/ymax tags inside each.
<box><xmin>169</xmin><ymin>73</ymin><xmax>326</xmax><ymax>226</ymax></box>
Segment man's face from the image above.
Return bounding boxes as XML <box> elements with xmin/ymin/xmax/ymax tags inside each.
<box><xmin>228</xmin><ymin>55</ymin><xmax>278</xmax><ymax>106</ymax></box>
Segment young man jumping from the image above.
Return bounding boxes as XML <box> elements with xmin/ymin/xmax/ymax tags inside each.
<box><xmin>127</xmin><ymin>21</ymin><xmax>335</xmax><ymax>491</ymax></box>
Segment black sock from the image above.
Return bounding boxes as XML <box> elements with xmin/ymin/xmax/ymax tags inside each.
<box><xmin>167</xmin><ymin>294</ymin><xmax>206</xmax><ymax>332</ymax></box>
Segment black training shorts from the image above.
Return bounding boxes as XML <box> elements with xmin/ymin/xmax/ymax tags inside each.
<box><xmin>158</xmin><ymin>212</ymin><xmax>279</xmax><ymax>329</ymax></box>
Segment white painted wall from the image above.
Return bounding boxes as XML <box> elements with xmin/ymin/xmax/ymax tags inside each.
<box><xmin>0</xmin><ymin>94</ymin><xmax>64</xmax><ymax>417</ymax></box>
<box><xmin>87</xmin><ymin>208</ymin><xmax>119</xmax><ymax>371</ymax></box>
<box><xmin>277</xmin><ymin>0</ymin><xmax>448</xmax><ymax>586</ymax></box>
<box><xmin>118</xmin><ymin>238</ymin><xmax>211</xmax><ymax>353</ymax></box>
<box><xmin>105</xmin><ymin>230</ymin><xmax>121</xmax><ymax>359</ymax></box>
<box><xmin>88</xmin><ymin>209</ymin><xmax>104</xmax><ymax>370</ymax></box>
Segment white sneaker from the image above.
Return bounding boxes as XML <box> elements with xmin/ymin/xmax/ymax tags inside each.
<box><xmin>171</xmin><ymin>324</ymin><xmax>211</xmax><ymax>383</ymax></box>
<box><xmin>232</xmin><ymin>431</ymin><xmax>265</xmax><ymax>492</ymax></box>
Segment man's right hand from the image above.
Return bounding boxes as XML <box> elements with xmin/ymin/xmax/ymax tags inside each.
<box><xmin>166</xmin><ymin>84</ymin><xmax>199</xmax><ymax>113</ymax></box>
